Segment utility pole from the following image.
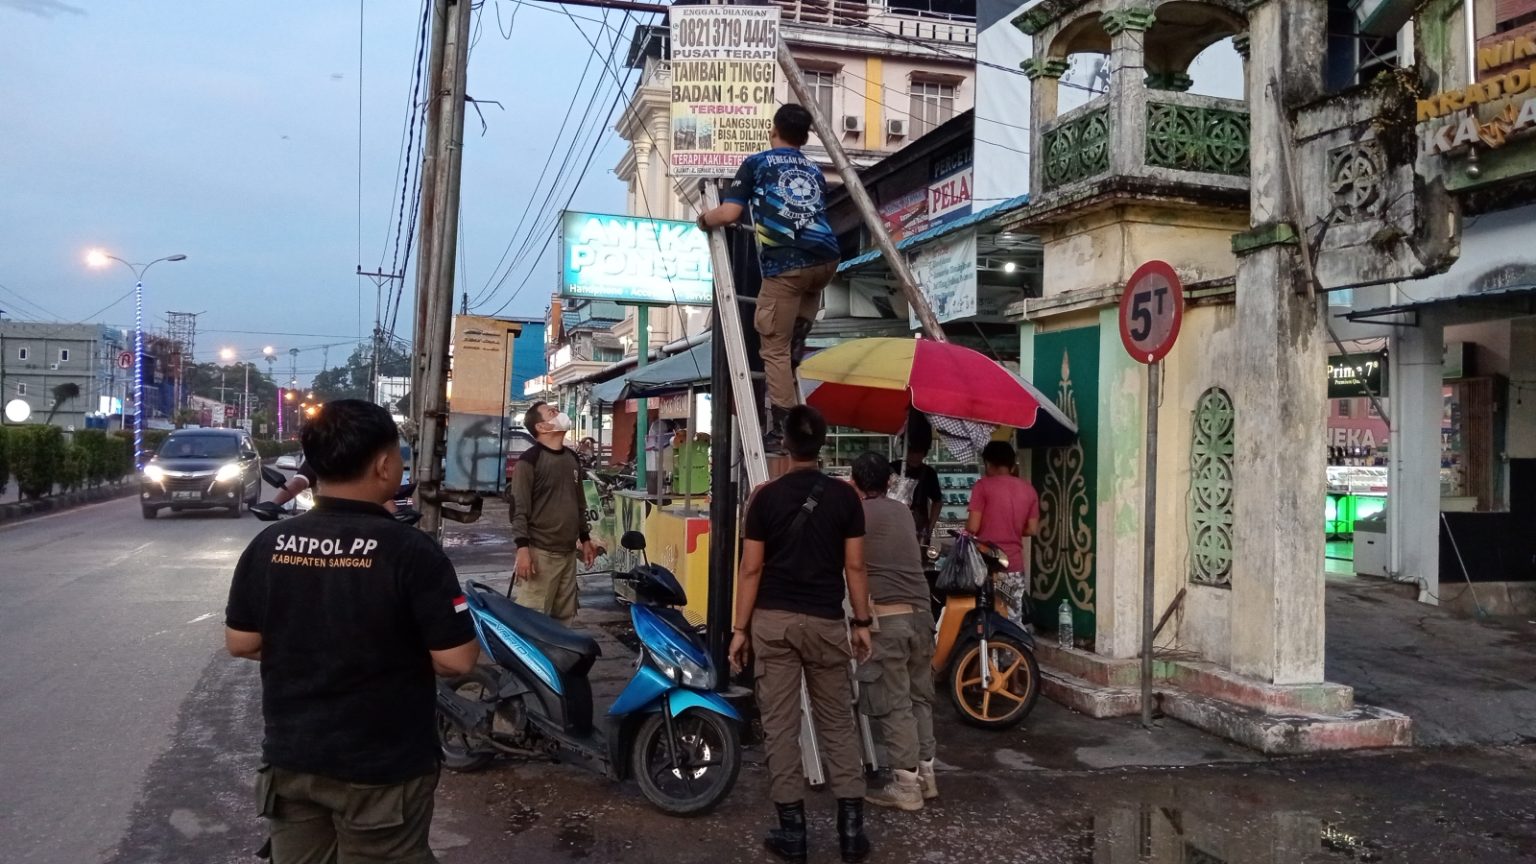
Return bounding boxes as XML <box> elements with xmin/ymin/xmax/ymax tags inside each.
<box><xmin>358</xmin><ymin>267</ymin><xmax>404</xmax><ymax>404</ymax></box>
<box><xmin>411</xmin><ymin>0</ymin><xmax>473</xmax><ymax>536</ymax></box>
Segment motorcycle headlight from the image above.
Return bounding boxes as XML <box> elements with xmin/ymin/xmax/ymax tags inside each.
<box><xmin>296</xmin><ymin>489</ymin><xmax>314</xmax><ymax>509</ymax></box>
<box><xmin>215</xmin><ymin>463</ymin><xmax>242</xmax><ymax>483</ymax></box>
<box><xmin>142</xmin><ymin>465</ymin><xmax>165</xmax><ymax>483</ymax></box>
<box><xmin>646</xmin><ymin>642</ymin><xmax>714</xmax><ymax>690</ymax></box>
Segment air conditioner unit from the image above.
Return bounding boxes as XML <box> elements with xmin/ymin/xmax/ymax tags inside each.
<box><xmin>842</xmin><ymin>114</ymin><xmax>864</xmax><ymax>133</ymax></box>
<box><xmin>49</xmin><ymin>363</ymin><xmax>60</xmax><ymax>371</ymax></box>
<box><xmin>887</xmin><ymin>118</ymin><xmax>908</xmax><ymax>138</ymax></box>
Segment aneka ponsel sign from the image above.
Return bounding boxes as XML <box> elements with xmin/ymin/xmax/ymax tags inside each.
<box><xmin>559</xmin><ymin>211</ymin><xmax>713</xmax><ymax>306</ymax></box>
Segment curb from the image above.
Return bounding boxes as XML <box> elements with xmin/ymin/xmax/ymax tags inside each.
<box><xmin>0</xmin><ymin>482</ymin><xmax>138</xmax><ymax>524</ymax></box>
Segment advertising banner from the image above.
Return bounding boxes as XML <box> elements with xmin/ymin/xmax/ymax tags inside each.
<box><xmin>1327</xmin><ymin>351</ymin><xmax>1387</xmax><ymax>399</ymax></box>
<box><xmin>668</xmin><ymin>5</ymin><xmax>780</xmax><ymax>178</ymax></box>
<box><xmin>560</xmin><ymin>211</ymin><xmax>713</xmax><ymax>305</ymax></box>
<box><xmin>908</xmin><ymin>228</ymin><xmax>978</xmax><ymax>327</ymax></box>
<box><xmin>878</xmin><ymin>188</ymin><xmax>929</xmax><ymax>243</ymax></box>
<box><xmin>928</xmin><ymin>147</ymin><xmax>974</xmax><ymax>228</ymax></box>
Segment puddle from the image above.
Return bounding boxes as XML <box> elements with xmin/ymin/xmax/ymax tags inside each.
<box><xmin>1084</xmin><ymin>803</ymin><xmax>1384</xmax><ymax>863</ymax></box>
<box><xmin>442</xmin><ymin>531</ymin><xmax>510</xmax><ymax>548</ymax></box>
<box><xmin>555</xmin><ymin>810</ymin><xmax>596</xmax><ymax>859</ymax></box>
<box><xmin>503</xmin><ymin>801</ymin><xmax>540</xmax><ymax>835</ymax></box>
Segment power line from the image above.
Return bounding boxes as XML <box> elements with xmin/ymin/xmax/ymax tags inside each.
<box><xmin>356</xmin><ymin>0</ymin><xmax>366</xmax><ymax>340</ymax></box>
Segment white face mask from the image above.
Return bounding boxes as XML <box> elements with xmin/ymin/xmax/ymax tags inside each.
<box><xmin>548</xmin><ymin>412</ymin><xmax>573</xmax><ymax>433</ymax></box>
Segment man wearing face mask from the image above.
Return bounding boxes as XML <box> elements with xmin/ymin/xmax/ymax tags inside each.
<box><xmin>509</xmin><ymin>401</ymin><xmax>598</xmax><ymax>626</ymax></box>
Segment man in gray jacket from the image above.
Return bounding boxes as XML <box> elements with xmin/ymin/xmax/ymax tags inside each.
<box><xmin>509</xmin><ymin>401</ymin><xmax>598</xmax><ymax>625</ymax></box>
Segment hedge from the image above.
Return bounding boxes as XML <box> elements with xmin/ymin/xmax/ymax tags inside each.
<box><xmin>12</xmin><ymin>426</ymin><xmax>65</xmax><ymax>500</ymax></box>
<box><xmin>71</xmin><ymin>430</ymin><xmax>132</xmax><ymax>488</ymax></box>
<box><xmin>0</xmin><ymin>427</ymin><xmax>9</xmax><ymax>496</ymax></box>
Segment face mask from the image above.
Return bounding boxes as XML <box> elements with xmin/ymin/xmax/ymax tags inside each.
<box><xmin>549</xmin><ymin>412</ymin><xmax>573</xmax><ymax>432</ymax></box>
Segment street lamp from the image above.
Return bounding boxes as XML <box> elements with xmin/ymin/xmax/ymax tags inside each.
<box><xmin>86</xmin><ymin>249</ymin><xmax>187</xmax><ymax>468</ymax></box>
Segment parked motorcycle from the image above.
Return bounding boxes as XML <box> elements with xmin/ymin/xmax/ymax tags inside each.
<box><xmin>435</xmin><ymin>531</ymin><xmax>742</xmax><ymax>816</ymax></box>
<box><xmin>931</xmin><ymin>532</ymin><xmax>1041</xmax><ymax>729</ymax></box>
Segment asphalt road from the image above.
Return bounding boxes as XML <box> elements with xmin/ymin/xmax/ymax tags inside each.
<box><xmin>4</xmin><ymin>497</ymin><xmax>1536</xmax><ymax>864</ymax></box>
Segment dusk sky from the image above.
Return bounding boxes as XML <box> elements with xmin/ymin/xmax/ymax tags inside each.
<box><xmin>1</xmin><ymin>0</ymin><xmax>638</xmax><ymax>384</ymax></box>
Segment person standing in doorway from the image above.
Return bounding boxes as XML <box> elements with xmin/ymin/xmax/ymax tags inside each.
<box><xmin>510</xmin><ymin>401</ymin><xmax>599</xmax><ymax>626</ymax></box>
<box><xmin>850</xmin><ymin>452</ymin><xmax>939</xmax><ymax>812</ymax></box>
<box><xmin>966</xmin><ymin>441</ymin><xmax>1041</xmax><ymax>625</ymax></box>
<box><xmin>890</xmin><ymin>414</ymin><xmax>943</xmax><ymax>545</ymax></box>
<box><xmin>225</xmin><ymin>399</ymin><xmax>479</xmax><ymax>863</ymax></box>
<box><xmin>695</xmin><ymin>104</ymin><xmax>841</xmax><ymax>453</ymax></box>
<box><xmin>729</xmin><ymin>405</ymin><xmax>875</xmax><ymax>864</ymax></box>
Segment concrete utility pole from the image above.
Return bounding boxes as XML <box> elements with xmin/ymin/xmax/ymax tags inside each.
<box><xmin>411</xmin><ymin>0</ymin><xmax>473</xmax><ymax>536</ymax></box>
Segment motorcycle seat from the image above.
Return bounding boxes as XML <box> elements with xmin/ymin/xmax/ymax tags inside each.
<box><xmin>476</xmin><ymin>591</ymin><xmax>601</xmax><ymax>671</ymax></box>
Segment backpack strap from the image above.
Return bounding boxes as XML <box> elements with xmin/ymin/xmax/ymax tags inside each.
<box><xmin>787</xmin><ymin>478</ymin><xmax>827</xmax><ymax>541</ymax></box>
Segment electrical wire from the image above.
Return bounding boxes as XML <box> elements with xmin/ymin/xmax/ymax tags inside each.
<box><xmin>357</xmin><ymin>0</ymin><xmax>366</xmax><ymax>340</ymax></box>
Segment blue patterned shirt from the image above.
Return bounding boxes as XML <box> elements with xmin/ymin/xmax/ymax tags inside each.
<box><xmin>723</xmin><ymin>147</ymin><xmax>840</xmax><ymax>277</ymax></box>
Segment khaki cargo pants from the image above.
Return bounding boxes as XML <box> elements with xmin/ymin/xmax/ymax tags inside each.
<box><xmin>515</xmin><ymin>548</ymin><xmax>579</xmax><ymax>625</ymax></box>
<box><xmin>751</xmin><ymin>608</ymin><xmax>866</xmax><ymax>802</ymax></box>
<box><xmin>756</xmin><ymin>260</ymin><xmax>838</xmax><ymax>411</ymax></box>
<box><xmin>855</xmin><ymin>610</ymin><xmax>936</xmax><ymax>770</ymax></box>
<box><xmin>255</xmin><ymin>765</ymin><xmax>440</xmax><ymax>864</ymax></box>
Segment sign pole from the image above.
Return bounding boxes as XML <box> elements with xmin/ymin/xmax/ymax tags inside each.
<box><xmin>1141</xmin><ymin>359</ymin><xmax>1160</xmax><ymax>729</ymax></box>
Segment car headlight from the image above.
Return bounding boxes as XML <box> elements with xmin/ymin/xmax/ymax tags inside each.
<box><xmin>142</xmin><ymin>465</ymin><xmax>165</xmax><ymax>483</ymax></box>
<box><xmin>645</xmin><ymin>642</ymin><xmax>714</xmax><ymax>689</ymax></box>
<box><xmin>215</xmin><ymin>463</ymin><xmax>242</xmax><ymax>483</ymax></box>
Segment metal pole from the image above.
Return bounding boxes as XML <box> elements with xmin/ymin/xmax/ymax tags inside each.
<box><xmin>775</xmin><ymin>41</ymin><xmax>947</xmax><ymax>343</ymax></box>
<box><xmin>134</xmin><ymin>279</ymin><xmax>145</xmax><ymax>466</ymax></box>
<box><xmin>414</xmin><ymin>0</ymin><xmax>472</xmax><ymax>536</ymax></box>
<box><xmin>1140</xmin><ymin>360</ymin><xmax>1160</xmax><ymax>728</ymax></box>
<box><xmin>243</xmin><ymin>363</ymin><xmax>251</xmax><ymax>429</ymax></box>
<box><xmin>636</xmin><ymin>305</ymin><xmax>650</xmax><ymax>490</ymax></box>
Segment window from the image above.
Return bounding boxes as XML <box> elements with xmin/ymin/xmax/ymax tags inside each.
<box><xmin>58</xmin><ymin>348</ymin><xmax>70</xmax><ymax>363</ymax></box>
<box><xmin>909</xmin><ymin>80</ymin><xmax>957</xmax><ymax>136</ymax></box>
<box><xmin>1338</xmin><ymin>399</ymin><xmax>1353</xmax><ymax>418</ymax></box>
<box><xmin>16</xmin><ymin>383</ymin><xmax>26</xmax><ymax>396</ymax></box>
<box><xmin>17</xmin><ymin>347</ymin><xmax>28</xmax><ymax>361</ymax></box>
<box><xmin>803</xmin><ymin>70</ymin><xmax>836</xmax><ymax>126</ymax></box>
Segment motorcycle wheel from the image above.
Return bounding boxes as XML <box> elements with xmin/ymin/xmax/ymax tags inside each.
<box><xmin>947</xmin><ymin>636</ymin><xmax>1041</xmax><ymax>729</ymax></box>
<box><xmin>630</xmin><ymin>709</ymin><xmax>741</xmax><ymax>817</ymax></box>
<box><xmin>437</xmin><ymin>668</ymin><xmax>498</xmax><ymax>772</ymax></box>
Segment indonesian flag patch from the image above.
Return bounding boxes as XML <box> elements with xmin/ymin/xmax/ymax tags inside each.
<box><xmin>452</xmin><ymin>595</ymin><xmax>469</xmax><ymax>614</ymax></box>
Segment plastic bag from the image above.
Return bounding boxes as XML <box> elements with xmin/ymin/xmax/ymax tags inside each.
<box><xmin>934</xmin><ymin>533</ymin><xmax>986</xmax><ymax>593</ymax></box>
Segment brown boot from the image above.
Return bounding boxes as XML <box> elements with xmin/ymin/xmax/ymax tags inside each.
<box><xmin>864</xmin><ymin>768</ymin><xmax>923</xmax><ymax>812</ymax></box>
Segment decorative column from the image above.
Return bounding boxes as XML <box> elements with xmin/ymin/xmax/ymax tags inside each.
<box><xmin>1021</xmin><ymin>57</ymin><xmax>1069</xmax><ymax>196</ymax></box>
<box><xmin>1099</xmin><ymin>7</ymin><xmax>1157</xmax><ymax>177</ymax></box>
<box><xmin>1391</xmin><ymin>321</ymin><xmax>1444</xmax><ymax>604</ymax></box>
<box><xmin>1228</xmin><ymin>0</ymin><xmax>1330</xmax><ymax>684</ymax></box>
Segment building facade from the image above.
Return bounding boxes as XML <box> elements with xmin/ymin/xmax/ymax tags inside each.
<box><xmin>0</xmin><ymin>322</ymin><xmax>127</xmax><ymax>430</ymax></box>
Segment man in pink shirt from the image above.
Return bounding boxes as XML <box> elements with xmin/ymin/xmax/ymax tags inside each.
<box><xmin>966</xmin><ymin>442</ymin><xmax>1040</xmax><ymax>624</ymax></box>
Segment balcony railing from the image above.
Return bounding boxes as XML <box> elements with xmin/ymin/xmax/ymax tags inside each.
<box><xmin>1041</xmin><ymin>101</ymin><xmax>1112</xmax><ymax>190</ymax></box>
<box><xmin>774</xmin><ymin>0</ymin><xmax>976</xmax><ymax>44</ymax></box>
<box><xmin>1036</xmin><ymin>92</ymin><xmax>1249</xmax><ymax>194</ymax></box>
<box><xmin>1144</xmin><ymin>97</ymin><xmax>1250</xmax><ymax>178</ymax></box>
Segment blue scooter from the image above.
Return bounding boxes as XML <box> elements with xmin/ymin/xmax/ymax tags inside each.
<box><xmin>436</xmin><ymin>531</ymin><xmax>741</xmax><ymax>816</ymax></box>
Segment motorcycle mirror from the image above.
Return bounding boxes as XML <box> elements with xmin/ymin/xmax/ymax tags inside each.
<box><xmin>397</xmin><ymin>481</ymin><xmax>418</xmax><ymax>498</ymax></box>
<box><xmin>620</xmin><ymin>530</ymin><xmax>647</xmax><ymax>551</ymax></box>
<box><xmin>261</xmin><ymin>466</ymin><xmax>288</xmax><ymax>489</ymax></box>
<box><xmin>251</xmin><ymin>503</ymin><xmax>282</xmax><ymax>522</ymax></box>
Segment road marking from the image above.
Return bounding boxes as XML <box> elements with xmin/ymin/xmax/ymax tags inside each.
<box><xmin>187</xmin><ymin>612</ymin><xmax>217</xmax><ymax>624</ymax></box>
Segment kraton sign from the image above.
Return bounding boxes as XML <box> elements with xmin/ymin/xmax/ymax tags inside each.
<box><xmin>1417</xmin><ymin>32</ymin><xmax>1536</xmax><ymax>154</ymax></box>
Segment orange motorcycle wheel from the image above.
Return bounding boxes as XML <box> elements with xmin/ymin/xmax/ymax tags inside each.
<box><xmin>947</xmin><ymin>636</ymin><xmax>1040</xmax><ymax>729</ymax></box>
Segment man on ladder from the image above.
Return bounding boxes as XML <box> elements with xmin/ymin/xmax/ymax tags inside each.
<box><xmin>697</xmin><ymin>103</ymin><xmax>840</xmax><ymax>454</ymax></box>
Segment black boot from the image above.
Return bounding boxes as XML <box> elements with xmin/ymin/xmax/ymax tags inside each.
<box><xmin>837</xmin><ymin>798</ymin><xmax>871</xmax><ymax>863</ymax></box>
<box><xmin>764</xmin><ymin>406</ymin><xmax>790</xmax><ymax>455</ymax></box>
<box><xmin>764</xmin><ymin>801</ymin><xmax>808</xmax><ymax>863</ymax></box>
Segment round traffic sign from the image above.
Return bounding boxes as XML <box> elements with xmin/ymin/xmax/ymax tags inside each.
<box><xmin>1118</xmin><ymin>260</ymin><xmax>1184</xmax><ymax>365</ymax></box>
<box><xmin>117</xmin><ymin>350</ymin><xmax>134</xmax><ymax>369</ymax></box>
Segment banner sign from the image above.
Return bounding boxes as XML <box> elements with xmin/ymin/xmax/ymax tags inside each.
<box><xmin>560</xmin><ymin>211</ymin><xmax>713</xmax><ymax>305</ymax></box>
<box><xmin>879</xmin><ymin>188</ymin><xmax>929</xmax><ymax>243</ymax></box>
<box><xmin>909</xmin><ymin>228</ymin><xmax>978</xmax><ymax>327</ymax></box>
<box><xmin>668</xmin><ymin>5</ymin><xmax>780</xmax><ymax>178</ymax></box>
<box><xmin>1328</xmin><ymin>351</ymin><xmax>1387</xmax><ymax>399</ymax></box>
<box><xmin>928</xmin><ymin>148</ymin><xmax>974</xmax><ymax>228</ymax></box>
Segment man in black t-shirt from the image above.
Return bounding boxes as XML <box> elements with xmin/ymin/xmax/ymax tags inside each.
<box><xmin>226</xmin><ymin>399</ymin><xmax>478</xmax><ymax>864</ymax></box>
<box><xmin>729</xmin><ymin>405</ymin><xmax>875</xmax><ymax>864</ymax></box>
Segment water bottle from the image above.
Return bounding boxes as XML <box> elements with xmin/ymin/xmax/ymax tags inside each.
<box><xmin>1057</xmin><ymin>600</ymin><xmax>1074</xmax><ymax>649</ymax></box>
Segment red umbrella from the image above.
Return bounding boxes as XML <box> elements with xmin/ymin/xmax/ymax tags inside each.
<box><xmin>798</xmin><ymin>338</ymin><xmax>1077</xmax><ymax>445</ymax></box>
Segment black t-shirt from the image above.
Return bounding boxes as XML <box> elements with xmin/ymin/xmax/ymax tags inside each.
<box><xmin>744</xmin><ymin>469</ymin><xmax>865</xmax><ymax>620</ymax></box>
<box><xmin>891</xmin><ymin>460</ymin><xmax>942</xmax><ymax>538</ymax></box>
<box><xmin>225</xmin><ymin>496</ymin><xmax>475</xmax><ymax>784</ymax></box>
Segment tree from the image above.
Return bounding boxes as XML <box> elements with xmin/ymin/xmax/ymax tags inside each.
<box><xmin>311</xmin><ymin>342</ymin><xmax>411</xmax><ymax>403</ymax></box>
<box><xmin>44</xmin><ymin>382</ymin><xmax>81</xmax><ymax>425</ymax></box>
<box><xmin>182</xmin><ymin>361</ymin><xmax>280</xmax><ymax>420</ymax></box>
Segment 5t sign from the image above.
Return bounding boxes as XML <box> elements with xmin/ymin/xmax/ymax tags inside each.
<box><xmin>1118</xmin><ymin>260</ymin><xmax>1183</xmax><ymax>364</ymax></box>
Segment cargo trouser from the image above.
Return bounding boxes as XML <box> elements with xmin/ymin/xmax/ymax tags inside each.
<box><xmin>855</xmin><ymin>609</ymin><xmax>936</xmax><ymax>770</ymax></box>
<box><xmin>255</xmin><ymin>764</ymin><xmax>440</xmax><ymax>864</ymax></box>
<box><xmin>756</xmin><ymin>260</ymin><xmax>838</xmax><ymax>411</ymax></box>
<box><xmin>751</xmin><ymin>608</ymin><xmax>866</xmax><ymax>803</ymax></box>
<box><xmin>515</xmin><ymin>548</ymin><xmax>579</xmax><ymax>625</ymax></box>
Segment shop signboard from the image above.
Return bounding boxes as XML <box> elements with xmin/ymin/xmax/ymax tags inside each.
<box><xmin>908</xmin><ymin>228</ymin><xmax>978</xmax><ymax>327</ymax></box>
<box><xmin>667</xmin><ymin>5</ymin><xmax>780</xmax><ymax>178</ymax></box>
<box><xmin>1328</xmin><ymin>351</ymin><xmax>1387</xmax><ymax>399</ymax></box>
<box><xmin>1416</xmin><ymin>25</ymin><xmax>1536</xmax><ymax>157</ymax></box>
<box><xmin>878</xmin><ymin>188</ymin><xmax>929</xmax><ymax>242</ymax></box>
<box><xmin>559</xmin><ymin>211</ymin><xmax>713</xmax><ymax>306</ymax></box>
<box><xmin>928</xmin><ymin>147</ymin><xmax>973</xmax><ymax>228</ymax></box>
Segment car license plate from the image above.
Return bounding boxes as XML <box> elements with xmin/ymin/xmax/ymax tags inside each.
<box><xmin>171</xmin><ymin>490</ymin><xmax>202</xmax><ymax>501</ymax></box>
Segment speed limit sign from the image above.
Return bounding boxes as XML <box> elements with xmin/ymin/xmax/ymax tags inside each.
<box><xmin>1118</xmin><ymin>260</ymin><xmax>1183</xmax><ymax>364</ymax></box>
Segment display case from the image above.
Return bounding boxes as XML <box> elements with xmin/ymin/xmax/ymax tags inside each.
<box><xmin>930</xmin><ymin>438</ymin><xmax>979</xmax><ymax>532</ymax></box>
<box><xmin>1325</xmin><ymin>466</ymin><xmax>1388</xmax><ymax>537</ymax></box>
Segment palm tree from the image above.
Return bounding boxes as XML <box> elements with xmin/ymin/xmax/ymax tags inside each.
<box><xmin>44</xmin><ymin>382</ymin><xmax>81</xmax><ymax>425</ymax></box>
